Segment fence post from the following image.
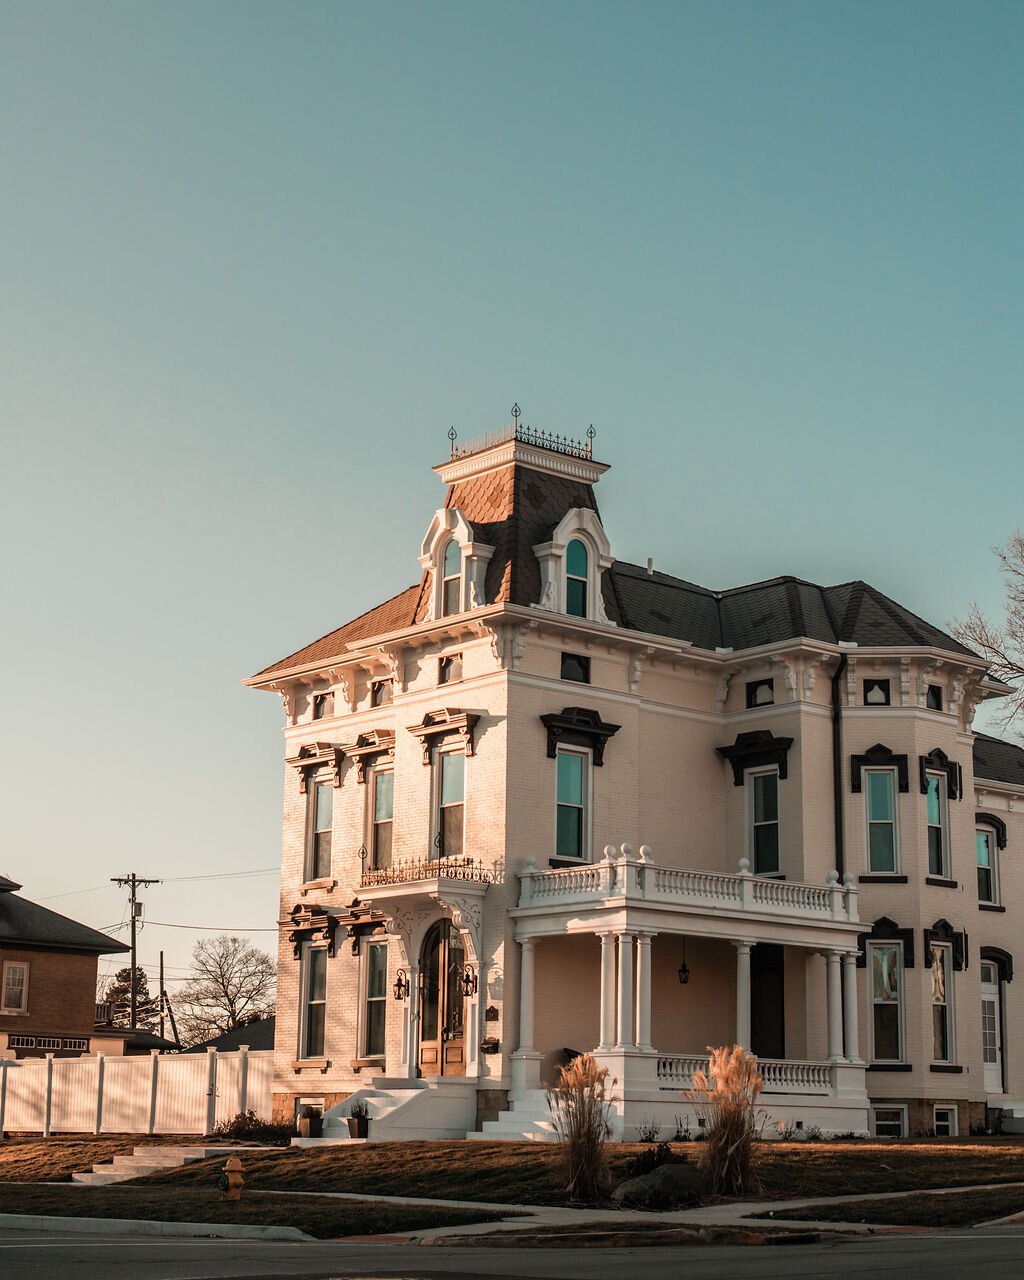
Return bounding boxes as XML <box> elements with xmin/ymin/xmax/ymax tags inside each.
<box><xmin>0</xmin><ymin>1059</ymin><xmax>9</xmax><ymax>1135</ymax></box>
<box><xmin>94</xmin><ymin>1055</ymin><xmax>105</xmax><ymax>1135</ymax></box>
<box><xmin>205</xmin><ymin>1049</ymin><xmax>218</xmax><ymax>1135</ymax></box>
<box><xmin>148</xmin><ymin>1049</ymin><xmax>160</xmax><ymax>1135</ymax></box>
<box><xmin>44</xmin><ymin>1054</ymin><xmax>54</xmax><ymax>1137</ymax></box>
<box><xmin>238</xmin><ymin>1045</ymin><xmax>250</xmax><ymax>1115</ymax></box>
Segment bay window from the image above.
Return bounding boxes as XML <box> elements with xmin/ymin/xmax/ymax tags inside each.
<box><xmin>866</xmin><ymin>770</ymin><xmax>898</xmax><ymax>873</ymax></box>
<box><xmin>869</xmin><ymin>941</ymin><xmax>904</xmax><ymax>1062</ymax></box>
<box><xmin>931</xmin><ymin>943</ymin><xmax>954</xmax><ymax>1063</ymax></box>
<box><xmin>926</xmin><ymin>773</ymin><xmax>949</xmax><ymax>877</ymax></box>
<box><xmin>976</xmin><ymin>828</ymin><xmax>998</xmax><ymax>904</ymax></box>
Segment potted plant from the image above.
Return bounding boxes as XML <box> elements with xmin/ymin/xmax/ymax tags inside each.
<box><xmin>297</xmin><ymin>1105</ymin><xmax>323</xmax><ymax>1139</ymax></box>
<box><xmin>346</xmin><ymin>1099</ymin><xmax>370</xmax><ymax>1139</ymax></box>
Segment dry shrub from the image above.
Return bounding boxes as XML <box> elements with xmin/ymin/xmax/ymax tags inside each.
<box><xmin>687</xmin><ymin>1045</ymin><xmax>763</xmax><ymax>1196</ymax></box>
<box><xmin>546</xmin><ymin>1053</ymin><xmax>616</xmax><ymax>1201</ymax></box>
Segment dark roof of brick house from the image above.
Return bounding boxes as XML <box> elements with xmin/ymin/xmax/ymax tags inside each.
<box><xmin>973</xmin><ymin>732</ymin><xmax>1024</xmax><ymax>786</ymax></box>
<box><xmin>0</xmin><ymin>891</ymin><xmax>130</xmax><ymax>955</ymax></box>
<box><xmin>182</xmin><ymin>1015</ymin><xmax>276</xmax><ymax>1053</ymax></box>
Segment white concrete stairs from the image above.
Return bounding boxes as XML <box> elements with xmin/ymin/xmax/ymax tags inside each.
<box><xmin>71</xmin><ymin>1145</ymin><xmax>226</xmax><ymax>1185</ymax></box>
<box><xmin>467</xmin><ymin>1089</ymin><xmax>558</xmax><ymax>1142</ymax></box>
<box><xmin>314</xmin><ymin>1076</ymin><xmax>479</xmax><ymax>1143</ymax></box>
<box><xmin>998</xmin><ymin>1101</ymin><xmax>1024</xmax><ymax>1133</ymax></box>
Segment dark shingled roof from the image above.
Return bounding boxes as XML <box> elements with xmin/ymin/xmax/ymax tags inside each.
<box><xmin>973</xmin><ymin>733</ymin><xmax>1024</xmax><ymax>787</ymax></box>
<box><xmin>610</xmin><ymin>564</ymin><xmax>976</xmax><ymax>657</ymax></box>
<box><xmin>182</xmin><ymin>1016</ymin><xmax>276</xmax><ymax>1053</ymax></box>
<box><xmin>0</xmin><ymin>891</ymin><xmax>130</xmax><ymax>954</ymax></box>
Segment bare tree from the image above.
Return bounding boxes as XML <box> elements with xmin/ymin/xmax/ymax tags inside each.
<box><xmin>175</xmin><ymin>935</ymin><xmax>276</xmax><ymax>1047</ymax></box>
<box><xmin>952</xmin><ymin>531</ymin><xmax>1024</xmax><ymax>730</ymax></box>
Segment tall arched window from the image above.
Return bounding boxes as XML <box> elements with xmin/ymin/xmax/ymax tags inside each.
<box><xmin>566</xmin><ymin>539</ymin><xmax>588</xmax><ymax>617</ymax></box>
<box><xmin>441</xmin><ymin>540</ymin><xmax>462</xmax><ymax>616</ymax></box>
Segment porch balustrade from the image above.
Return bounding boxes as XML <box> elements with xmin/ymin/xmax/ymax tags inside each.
<box><xmin>361</xmin><ymin>856</ymin><xmax>492</xmax><ymax>888</ymax></box>
<box><xmin>518</xmin><ymin>848</ymin><xmax>857</xmax><ymax>924</ymax></box>
<box><xmin>656</xmin><ymin>1054</ymin><xmax>833</xmax><ymax>1095</ymax></box>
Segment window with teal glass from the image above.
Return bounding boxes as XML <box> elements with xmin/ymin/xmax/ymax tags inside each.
<box><xmin>926</xmin><ymin>773</ymin><xmax>948</xmax><ymax>877</ymax></box>
<box><xmin>866</xmin><ymin>770</ymin><xmax>897</xmax><ymax>872</ymax></box>
<box><xmin>441</xmin><ymin>540</ymin><xmax>462</xmax><ymax>616</ymax></box>
<box><xmin>566</xmin><ymin>539</ymin><xmax>588</xmax><ymax>617</ymax></box>
<box><xmin>976</xmin><ymin>828</ymin><xmax>997</xmax><ymax>903</ymax></box>
<box><xmin>750</xmin><ymin>770</ymin><xmax>780</xmax><ymax>874</ymax></box>
<box><xmin>556</xmin><ymin>749</ymin><xmax>588</xmax><ymax>858</ymax></box>
<box><xmin>437</xmin><ymin>752</ymin><xmax>465</xmax><ymax>858</ymax></box>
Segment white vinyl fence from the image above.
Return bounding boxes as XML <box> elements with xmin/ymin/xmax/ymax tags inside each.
<box><xmin>0</xmin><ymin>1049</ymin><xmax>273</xmax><ymax>1136</ymax></box>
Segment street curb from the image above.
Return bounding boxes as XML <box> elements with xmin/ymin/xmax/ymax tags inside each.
<box><xmin>0</xmin><ymin>1212</ymin><xmax>312</xmax><ymax>1241</ymax></box>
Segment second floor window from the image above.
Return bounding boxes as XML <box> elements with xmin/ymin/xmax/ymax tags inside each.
<box><xmin>749</xmin><ymin>769</ymin><xmax>780</xmax><ymax>874</ymax></box>
<box><xmin>301</xmin><ymin>946</ymin><xmax>327</xmax><ymax>1059</ymax></box>
<box><xmin>307</xmin><ymin>780</ymin><xmax>333</xmax><ymax>880</ymax></box>
<box><xmin>866</xmin><ymin>770</ymin><xmax>898</xmax><ymax>873</ymax></box>
<box><xmin>925</xmin><ymin>773</ymin><xmax>949</xmax><ymax>877</ymax></box>
<box><xmin>371</xmin><ymin>769</ymin><xmax>394</xmax><ymax>869</ymax></box>
<box><xmin>869</xmin><ymin>942</ymin><xmax>903</xmax><ymax>1062</ymax></box>
<box><xmin>566</xmin><ymin>539</ymin><xmax>588</xmax><ymax>617</ymax></box>
<box><xmin>556</xmin><ymin>748</ymin><xmax>589</xmax><ymax>859</ymax></box>
<box><xmin>436</xmin><ymin>752</ymin><xmax>465</xmax><ymax>858</ymax></box>
<box><xmin>931</xmin><ymin>943</ymin><xmax>954</xmax><ymax>1062</ymax></box>
<box><xmin>977</xmin><ymin>828</ymin><xmax>998</xmax><ymax>904</ymax></box>
<box><xmin>1</xmin><ymin>961</ymin><xmax>28</xmax><ymax>1013</ymax></box>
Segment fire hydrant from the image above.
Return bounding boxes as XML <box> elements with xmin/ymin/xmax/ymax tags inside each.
<box><xmin>217</xmin><ymin>1155</ymin><xmax>244</xmax><ymax>1201</ymax></box>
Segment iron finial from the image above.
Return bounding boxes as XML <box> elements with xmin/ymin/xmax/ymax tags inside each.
<box><xmin>448</xmin><ymin>425</ymin><xmax>457</xmax><ymax>457</ymax></box>
<box><xmin>511</xmin><ymin>403</ymin><xmax>520</xmax><ymax>429</ymax></box>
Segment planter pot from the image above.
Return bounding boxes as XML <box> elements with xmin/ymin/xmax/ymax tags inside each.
<box><xmin>346</xmin><ymin>1116</ymin><xmax>369</xmax><ymax>1139</ymax></box>
<box><xmin>298</xmin><ymin>1115</ymin><xmax>323</xmax><ymax>1138</ymax></box>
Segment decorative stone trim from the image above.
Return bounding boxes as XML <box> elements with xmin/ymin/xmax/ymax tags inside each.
<box><xmin>856</xmin><ymin>915</ymin><xmax>915</xmax><ymax>968</ymax></box>
<box><xmin>286</xmin><ymin>742</ymin><xmax>344</xmax><ymax>793</ymax></box>
<box><xmin>716</xmin><ymin>730</ymin><xmax>794</xmax><ymax>787</ymax></box>
<box><xmin>407</xmin><ymin>708</ymin><xmax>480</xmax><ymax>763</ymax></box>
<box><xmin>284</xmin><ymin>903</ymin><xmax>337</xmax><ymax>959</ymax></box>
<box><xmin>334</xmin><ymin>900</ymin><xmax>388</xmax><ymax>955</ymax></box>
<box><xmin>540</xmin><ymin>706</ymin><xmax>621</xmax><ymax>766</ymax></box>
<box><xmin>980</xmin><ymin>945</ymin><xmax>1014</xmax><ymax>983</ymax></box>
<box><xmin>851</xmin><ymin>744</ymin><xmax>909</xmax><ymax>794</ymax></box>
<box><xmin>923</xmin><ymin>918</ymin><xmax>966</xmax><ymax>971</ymax></box>
<box><xmin>346</xmin><ymin>729</ymin><xmax>396</xmax><ymax>784</ymax></box>
<box><xmin>976</xmin><ymin>812</ymin><xmax>1008</xmax><ymax>849</ymax></box>
<box><xmin>919</xmin><ymin>747</ymin><xmax>962</xmax><ymax>801</ymax></box>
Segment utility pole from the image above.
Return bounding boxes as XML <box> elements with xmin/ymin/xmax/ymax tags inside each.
<box><xmin>111</xmin><ymin>874</ymin><xmax>161</xmax><ymax>1027</ymax></box>
<box><xmin>159</xmin><ymin>950</ymin><xmax>166</xmax><ymax>1039</ymax></box>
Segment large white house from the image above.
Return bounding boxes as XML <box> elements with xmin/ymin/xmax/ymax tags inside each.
<box><xmin>246</xmin><ymin>421</ymin><xmax>1023</xmax><ymax>1141</ymax></box>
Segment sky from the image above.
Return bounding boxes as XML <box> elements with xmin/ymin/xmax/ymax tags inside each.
<box><xmin>2</xmin><ymin>1</ymin><xmax>1022</xmax><ymax>996</ymax></box>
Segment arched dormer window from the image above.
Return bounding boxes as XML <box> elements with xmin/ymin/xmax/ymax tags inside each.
<box><xmin>441</xmin><ymin>540</ymin><xmax>462</xmax><ymax>616</ymax></box>
<box><xmin>566</xmin><ymin>540</ymin><xmax>588</xmax><ymax>617</ymax></box>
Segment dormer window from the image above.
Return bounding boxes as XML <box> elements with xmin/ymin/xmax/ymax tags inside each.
<box><xmin>441</xmin><ymin>540</ymin><xmax>462</xmax><ymax>617</ymax></box>
<box><xmin>566</xmin><ymin>540</ymin><xmax>589</xmax><ymax>617</ymax></box>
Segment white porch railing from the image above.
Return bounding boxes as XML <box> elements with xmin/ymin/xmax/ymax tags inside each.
<box><xmin>518</xmin><ymin>847</ymin><xmax>858</xmax><ymax>924</ymax></box>
<box><xmin>657</xmin><ymin>1053</ymin><xmax>832</xmax><ymax>1095</ymax></box>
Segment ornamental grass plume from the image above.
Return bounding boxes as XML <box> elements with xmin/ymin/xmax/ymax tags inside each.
<box><xmin>546</xmin><ymin>1053</ymin><xmax>617</xmax><ymax>1202</ymax></box>
<box><xmin>687</xmin><ymin>1045</ymin><xmax>763</xmax><ymax>1196</ymax></box>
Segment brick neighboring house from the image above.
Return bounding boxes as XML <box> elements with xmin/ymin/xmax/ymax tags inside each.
<box><xmin>0</xmin><ymin>874</ymin><xmax>130</xmax><ymax>1059</ymax></box>
<box><xmin>246</xmin><ymin>420</ymin><xmax>1024</xmax><ymax>1141</ymax></box>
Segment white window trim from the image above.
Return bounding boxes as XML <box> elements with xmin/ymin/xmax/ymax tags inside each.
<box><xmin>925</xmin><ymin>771</ymin><xmax>950</xmax><ymax>879</ymax></box>
<box><xmin>418</xmin><ymin>507</ymin><xmax>494</xmax><ymax>620</ymax></box>
<box><xmin>358</xmin><ymin>939</ymin><xmax>389</xmax><ymax>1061</ymax></box>
<box><xmin>864</xmin><ymin>767</ymin><xmax>901</xmax><ymax>875</ymax></box>
<box><xmin>554</xmin><ymin>745</ymin><xmax>593</xmax><ymax>862</ymax></box>
<box><xmin>1</xmin><ymin>960</ymin><xmax>29</xmax><ymax>1014</ymax></box>
<box><xmin>745</xmin><ymin>766</ymin><xmax>781</xmax><ymax>877</ymax></box>
<box><xmin>297</xmin><ymin>942</ymin><xmax>328</xmax><ymax>1061</ymax></box>
<box><xmin>976</xmin><ymin>826</ymin><xmax>999</xmax><ymax>905</ymax></box>
<box><xmin>871</xmin><ymin>1104</ymin><xmax>908</xmax><ymax>1138</ymax></box>
<box><xmin>930</xmin><ymin>941</ymin><xmax>956</xmax><ymax>1065</ymax></box>
<box><xmin>432</xmin><ymin>746</ymin><xmax>467</xmax><ymax>860</ymax></box>
<box><xmin>533</xmin><ymin>507</ymin><xmax>614</xmax><ymax>625</ymax></box>
<box><xmin>868</xmin><ymin>939</ymin><xmax>906</xmax><ymax>1064</ymax></box>
<box><xmin>933</xmin><ymin>1104</ymin><xmax>958</xmax><ymax>1137</ymax></box>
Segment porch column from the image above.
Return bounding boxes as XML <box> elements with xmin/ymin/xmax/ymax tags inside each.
<box><xmin>842</xmin><ymin>951</ymin><xmax>861</xmax><ymax>1062</ymax></box>
<box><xmin>518</xmin><ymin>937</ymin><xmax>537</xmax><ymax>1053</ymax></box>
<box><xmin>826</xmin><ymin>950</ymin><xmax>844</xmax><ymax>1062</ymax></box>
<box><xmin>635</xmin><ymin>932</ymin><xmax>654</xmax><ymax>1052</ymax></box>
<box><xmin>598</xmin><ymin>932</ymin><xmax>615</xmax><ymax>1051</ymax></box>
<box><xmin>406</xmin><ymin>963</ymin><xmax>421</xmax><ymax>1077</ymax></box>
<box><xmin>734</xmin><ymin>941</ymin><xmax>752</xmax><ymax>1049</ymax></box>
<box><xmin>615</xmin><ymin>932</ymin><xmax>636</xmax><ymax>1049</ymax></box>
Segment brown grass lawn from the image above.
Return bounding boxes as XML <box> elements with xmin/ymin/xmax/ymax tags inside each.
<box><xmin>0</xmin><ymin>1183</ymin><xmax>503</xmax><ymax>1239</ymax></box>
<box><xmin>0</xmin><ymin>1135</ymin><xmax>232</xmax><ymax>1184</ymax></box>
<box><xmin>133</xmin><ymin>1139</ymin><xmax>1024</xmax><ymax>1206</ymax></box>
<box><xmin>757</xmin><ymin>1183</ymin><xmax>1024</xmax><ymax>1228</ymax></box>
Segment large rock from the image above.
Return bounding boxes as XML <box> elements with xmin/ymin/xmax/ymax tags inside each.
<box><xmin>611</xmin><ymin>1160</ymin><xmax>703</xmax><ymax>1209</ymax></box>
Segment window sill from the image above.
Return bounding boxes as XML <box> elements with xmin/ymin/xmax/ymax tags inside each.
<box><xmin>300</xmin><ymin>878</ymin><xmax>337</xmax><ymax>896</ymax></box>
<box><xmin>859</xmin><ymin>875</ymin><xmax>908</xmax><ymax>884</ymax></box>
<box><xmin>351</xmin><ymin>1056</ymin><xmax>386</xmax><ymax>1073</ymax></box>
<box><xmin>548</xmin><ymin>856</ymin><xmax>589</xmax><ymax>868</ymax></box>
<box><xmin>0</xmin><ymin>1008</ymin><xmax>30</xmax><ymax>1016</ymax></box>
<box><xmin>867</xmin><ymin>1062</ymin><xmax>913</xmax><ymax>1072</ymax></box>
<box><xmin>929</xmin><ymin>1063</ymin><xmax>964</xmax><ymax>1074</ymax></box>
<box><xmin>925</xmin><ymin>877</ymin><xmax>958</xmax><ymax>889</ymax></box>
<box><xmin>291</xmin><ymin>1057</ymin><xmax>330</xmax><ymax>1073</ymax></box>
<box><xmin>979</xmin><ymin>903</ymin><xmax>1006</xmax><ymax>912</ymax></box>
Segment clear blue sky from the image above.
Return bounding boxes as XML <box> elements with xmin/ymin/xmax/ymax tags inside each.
<box><xmin>2</xmin><ymin>1</ymin><xmax>1021</xmax><ymax>989</ymax></box>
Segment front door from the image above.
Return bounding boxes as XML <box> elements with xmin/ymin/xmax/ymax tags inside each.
<box><xmin>750</xmin><ymin>943</ymin><xmax>785</xmax><ymax>1060</ymax></box>
<box><xmin>981</xmin><ymin>962</ymin><xmax>1004</xmax><ymax>1094</ymax></box>
<box><xmin>418</xmin><ymin>920</ymin><xmax>466</xmax><ymax>1077</ymax></box>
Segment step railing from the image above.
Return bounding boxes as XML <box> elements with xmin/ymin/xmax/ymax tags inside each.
<box><xmin>656</xmin><ymin>1053</ymin><xmax>833</xmax><ymax>1095</ymax></box>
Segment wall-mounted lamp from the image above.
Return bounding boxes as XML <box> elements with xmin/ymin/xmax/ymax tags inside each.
<box><xmin>461</xmin><ymin>966</ymin><xmax>478</xmax><ymax>998</ymax></box>
<box><xmin>393</xmin><ymin>968</ymin><xmax>411</xmax><ymax>1001</ymax></box>
<box><xmin>678</xmin><ymin>941</ymin><xmax>690</xmax><ymax>986</ymax></box>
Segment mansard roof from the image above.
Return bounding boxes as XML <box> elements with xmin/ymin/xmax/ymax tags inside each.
<box><xmin>0</xmin><ymin>890</ymin><xmax>130</xmax><ymax>955</ymax></box>
<box><xmin>973</xmin><ymin>732</ymin><xmax>1024</xmax><ymax>787</ymax></box>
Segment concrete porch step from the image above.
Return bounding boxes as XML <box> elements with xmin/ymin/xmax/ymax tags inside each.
<box><xmin>71</xmin><ymin>1144</ymin><xmax>261</xmax><ymax>1186</ymax></box>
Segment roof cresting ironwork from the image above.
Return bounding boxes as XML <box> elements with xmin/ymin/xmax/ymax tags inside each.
<box><xmin>449</xmin><ymin>406</ymin><xmax>596</xmax><ymax>461</ymax></box>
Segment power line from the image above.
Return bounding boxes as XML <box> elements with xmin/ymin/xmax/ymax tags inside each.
<box><xmin>144</xmin><ymin>920</ymin><xmax>278</xmax><ymax>932</ymax></box>
<box><xmin>162</xmin><ymin>868</ymin><xmax>278</xmax><ymax>883</ymax></box>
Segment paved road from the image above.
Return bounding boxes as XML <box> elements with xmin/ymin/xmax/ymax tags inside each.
<box><xmin>3</xmin><ymin>1227</ymin><xmax>1024</xmax><ymax>1280</ymax></box>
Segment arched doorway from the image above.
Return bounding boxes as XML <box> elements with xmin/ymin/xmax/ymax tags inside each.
<box><xmin>419</xmin><ymin>919</ymin><xmax>466</xmax><ymax>1077</ymax></box>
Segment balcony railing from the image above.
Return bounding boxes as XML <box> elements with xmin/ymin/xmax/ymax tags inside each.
<box><xmin>361</xmin><ymin>856</ymin><xmax>492</xmax><ymax>888</ymax></box>
<box><xmin>657</xmin><ymin>1053</ymin><xmax>833</xmax><ymax>1095</ymax></box>
<box><xmin>517</xmin><ymin>848</ymin><xmax>858</xmax><ymax>923</ymax></box>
